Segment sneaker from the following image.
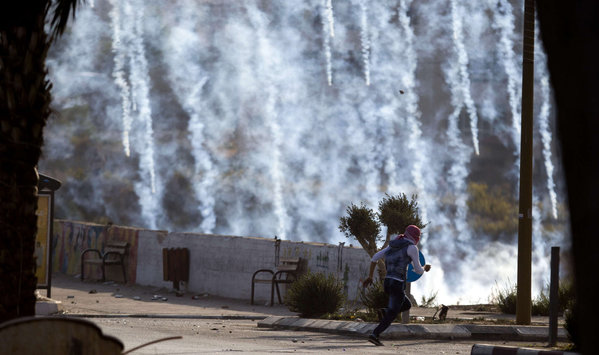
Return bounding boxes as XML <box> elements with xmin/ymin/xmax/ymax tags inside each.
<box><xmin>368</xmin><ymin>334</ymin><xmax>384</xmax><ymax>346</ymax></box>
<box><xmin>376</xmin><ymin>308</ymin><xmax>386</xmax><ymax>322</ymax></box>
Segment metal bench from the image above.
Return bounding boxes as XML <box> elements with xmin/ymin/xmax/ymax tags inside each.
<box><xmin>251</xmin><ymin>257</ymin><xmax>301</xmax><ymax>306</ymax></box>
<box><xmin>81</xmin><ymin>241</ymin><xmax>129</xmax><ymax>283</ymax></box>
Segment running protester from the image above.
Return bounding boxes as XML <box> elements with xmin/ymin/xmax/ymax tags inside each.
<box><xmin>362</xmin><ymin>225</ymin><xmax>431</xmax><ymax>346</ymax></box>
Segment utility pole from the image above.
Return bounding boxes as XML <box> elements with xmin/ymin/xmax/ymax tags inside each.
<box><xmin>516</xmin><ymin>0</ymin><xmax>535</xmax><ymax>325</ymax></box>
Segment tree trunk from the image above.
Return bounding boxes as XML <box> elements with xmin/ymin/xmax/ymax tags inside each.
<box><xmin>0</xmin><ymin>5</ymin><xmax>50</xmax><ymax>323</ymax></box>
<box><xmin>536</xmin><ymin>2</ymin><xmax>599</xmax><ymax>352</ymax></box>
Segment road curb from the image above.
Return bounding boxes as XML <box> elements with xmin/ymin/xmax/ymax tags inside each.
<box><xmin>55</xmin><ymin>314</ymin><xmax>266</xmax><ymax>320</ymax></box>
<box><xmin>471</xmin><ymin>344</ymin><xmax>579</xmax><ymax>354</ymax></box>
<box><xmin>258</xmin><ymin>316</ymin><xmax>570</xmax><ymax>342</ymax></box>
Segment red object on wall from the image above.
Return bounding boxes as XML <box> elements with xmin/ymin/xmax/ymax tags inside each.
<box><xmin>162</xmin><ymin>248</ymin><xmax>189</xmax><ymax>290</ymax></box>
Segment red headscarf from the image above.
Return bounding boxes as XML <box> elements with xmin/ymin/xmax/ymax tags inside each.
<box><xmin>395</xmin><ymin>225</ymin><xmax>421</xmax><ymax>245</ymax></box>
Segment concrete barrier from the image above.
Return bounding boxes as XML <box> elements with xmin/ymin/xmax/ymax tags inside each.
<box><xmin>259</xmin><ymin>318</ymin><xmax>571</xmax><ymax>342</ymax></box>
<box><xmin>471</xmin><ymin>344</ymin><xmax>579</xmax><ymax>355</ymax></box>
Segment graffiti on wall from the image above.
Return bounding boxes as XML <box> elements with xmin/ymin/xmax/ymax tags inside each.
<box><xmin>316</xmin><ymin>251</ymin><xmax>329</xmax><ymax>269</ymax></box>
<box><xmin>52</xmin><ymin>221</ymin><xmax>139</xmax><ymax>284</ymax></box>
<box><xmin>280</xmin><ymin>244</ymin><xmax>362</xmax><ymax>299</ymax></box>
<box><xmin>343</xmin><ymin>263</ymin><xmax>349</xmax><ymax>295</ymax></box>
<box><xmin>282</xmin><ymin>246</ymin><xmax>311</xmax><ymax>260</ymax></box>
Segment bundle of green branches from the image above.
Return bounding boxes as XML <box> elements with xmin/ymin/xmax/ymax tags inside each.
<box><xmin>359</xmin><ymin>279</ymin><xmax>388</xmax><ymax>317</ymax></box>
<box><xmin>284</xmin><ymin>272</ymin><xmax>346</xmax><ymax>318</ymax></box>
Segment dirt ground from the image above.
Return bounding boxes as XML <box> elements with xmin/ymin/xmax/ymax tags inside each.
<box><xmin>42</xmin><ymin>273</ymin><xmax>560</xmax><ymax>326</ymax></box>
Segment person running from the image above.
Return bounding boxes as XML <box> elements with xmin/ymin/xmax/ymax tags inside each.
<box><xmin>362</xmin><ymin>225</ymin><xmax>431</xmax><ymax>346</ymax></box>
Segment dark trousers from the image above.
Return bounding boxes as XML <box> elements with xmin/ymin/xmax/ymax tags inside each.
<box><xmin>372</xmin><ymin>278</ymin><xmax>411</xmax><ymax>337</ymax></box>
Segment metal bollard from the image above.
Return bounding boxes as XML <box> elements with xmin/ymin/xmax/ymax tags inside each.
<box><xmin>548</xmin><ymin>246</ymin><xmax>560</xmax><ymax>347</ymax></box>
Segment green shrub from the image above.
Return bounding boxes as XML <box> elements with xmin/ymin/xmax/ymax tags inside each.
<box><xmin>284</xmin><ymin>272</ymin><xmax>346</xmax><ymax>318</ymax></box>
<box><xmin>531</xmin><ymin>280</ymin><xmax>576</xmax><ymax>316</ymax></box>
<box><xmin>420</xmin><ymin>290</ymin><xmax>438</xmax><ymax>308</ymax></box>
<box><xmin>531</xmin><ymin>292</ymin><xmax>550</xmax><ymax>316</ymax></box>
<box><xmin>558</xmin><ymin>280</ymin><xmax>575</xmax><ymax>312</ymax></box>
<box><xmin>377</xmin><ymin>193</ymin><xmax>426</xmax><ymax>236</ymax></box>
<box><xmin>339</xmin><ymin>203</ymin><xmax>381</xmax><ymax>244</ymax></box>
<box><xmin>491</xmin><ymin>282</ymin><xmax>517</xmax><ymax>314</ymax></box>
<box><xmin>494</xmin><ymin>279</ymin><xmax>576</xmax><ymax>316</ymax></box>
<box><xmin>359</xmin><ymin>279</ymin><xmax>388</xmax><ymax>317</ymax></box>
<box><xmin>467</xmin><ymin>183</ymin><xmax>518</xmax><ymax>240</ymax></box>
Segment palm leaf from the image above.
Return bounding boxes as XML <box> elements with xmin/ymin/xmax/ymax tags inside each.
<box><xmin>49</xmin><ymin>0</ymin><xmax>84</xmax><ymax>40</ymax></box>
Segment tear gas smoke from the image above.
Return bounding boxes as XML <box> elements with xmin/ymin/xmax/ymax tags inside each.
<box><xmin>42</xmin><ymin>0</ymin><xmax>568</xmax><ymax>304</ymax></box>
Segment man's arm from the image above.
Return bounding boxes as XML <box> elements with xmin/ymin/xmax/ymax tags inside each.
<box><xmin>363</xmin><ymin>261</ymin><xmax>377</xmax><ymax>287</ymax></box>
<box><xmin>407</xmin><ymin>245</ymin><xmax>431</xmax><ymax>274</ymax></box>
<box><xmin>363</xmin><ymin>247</ymin><xmax>388</xmax><ymax>287</ymax></box>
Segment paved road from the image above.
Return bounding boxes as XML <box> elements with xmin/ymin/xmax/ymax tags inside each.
<box><xmin>46</xmin><ymin>273</ymin><xmax>558</xmax><ymax>324</ymax></box>
<box><xmin>90</xmin><ymin>317</ymin><xmax>550</xmax><ymax>354</ymax></box>
<box><xmin>41</xmin><ymin>273</ymin><xmax>569</xmax><ymax>354</ymax></box>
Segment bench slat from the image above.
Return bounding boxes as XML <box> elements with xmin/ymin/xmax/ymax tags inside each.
<box><xmin>103</xmin><ymin>260</ymin><xmax>122</xmax><ymax>265</ymax></box>
<box><xmin>83</xmin><ymin>260</ymin><xmax>103</xmax><ymax>264</ymax></box>
<box><xmin>104</xmin><ymin>249</ymin><xmax>126</xmax><ymax>254</ymax></box>
<box><xmin>276</xmin><ymin>265</ymin><xmax>298</xmax><ymax>271</ymax></box>
<box><xmin>106</xmin><ymin>242</ymin><xmax>128</xmax><ymax>248</ymax></box>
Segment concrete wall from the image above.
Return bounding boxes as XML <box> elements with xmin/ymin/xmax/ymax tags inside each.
<box><xmin>52</xmin><ymin>220</ymin><xmax>372</xmax><ymax>303</ymax></box>
<box><xmin>52</xmin><ymin>221</ymin><xmax>141</xmax><ymax>283</ymax></box>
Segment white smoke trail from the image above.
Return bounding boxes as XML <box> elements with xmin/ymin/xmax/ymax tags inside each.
<box><xmin>356</xmin><ymin>2</ymin><xmax>403</xmax><ymax>197</ymax></box>
<box><xmin>127</xmin><ymin>0</ymin><xmax>159</xmax><ymax>228</ymax></box>
<box><xmin>359</xmin><ymin>0</ymin><xmax>371</xmax><ymax>86</ymax></box>
<box><xmin>416</xmin><ymin>0</ymin><xmax>484</xmax><ymax>302</ymax></box>
<box><xmin>530</xmin><ymin>27</ymin><xmax>568</xmax><ymax>286</ymax></box>
<box><xmin>192</xmin><ymin>108</ymin><xmax>218</xmax><ymax>233</ymax></box>
<box><xmin>446</xmin><ymin>105</ymin><xmax>473</xmax><ymax>239</ymax></box>
<box><xmin>490</xmin><ymin>0</ymin><xmax>521</xmax><ymax>152</ymax></box>
<box><xmin>247</xmin><ymin>5</ymin><xmax>289</xmax><ymax>238</ymax></box>
<box><xmin>397</xmin><ymin>0</ymin><xmax>428</xmax><ymax>224</ymax></box>
<box><xmin>326</xmin><ymin>0</ymin><xmax>335</xmax><ymax>38</ymax></box>
<box><xmin>531</xmin><ymin>194</ymin><xmax>561</xmax><ymax>298</ymax></box>
<box><xmin>405</xmin><ymin>117</ymin><xmax>428</xmax><ymax>224</ymax></box>
<box><xmin>442</xmin><ymin>0</ymin><xmax>481</xmax><ymax>239</ymax></box>
<box><xmin>129</xmin><ymin>1</ymin><xmax>156</xmax><ymax>194</ymax></box>
<box><xmin>450</xmin><ymin>0</ymin><xmax>480</xmax><ymax>155</ymax></box>
<box><xmin>321</xmin><ymin>2</ymin><xmax>333</xmax><ymax>86</ymax></box>
<box><xmin>432</xmin><ymin>55</ymin><xmax>474</xmax><ymax>300</ymax></box>
<box><xmin>262</xmin><ymin>83</ymin><xmax>287</xmax><ymax>238</ymax></box>
<box><xmin>539</xmin><ymin>77</ymin><xmax>558</xmax><ymax>219</ymax></box>
<box><xmin>357</xmin><ymin>106</ymin><xmax>383</xmax><ymax>207</ymax></box>
<box><xmin>380</xmin><ymin>107</ymin><xmax>398</xmax><ymax>192</ymax></box>
<box><xmin>163</xmin><ymin>7</ymin><xmax>217</xmax><ymax>233</ymax></box>
<box><xmin>532</xmin><ymin>194</ymin><xmax>544</xmax><ymax>285</ymax></box>
<box><xmin>268</xmin><ymin>99</ymin><xmax>287</xmax><ymax>238</ymax></box>
<box><xmin>208</xmin><ymin>18</ymin><xmax>260</xmax><ymax>239</ymax></box>
<box><xmin>535</xmin><ymin>24</ymin><xmax>558</xmax><ymax>219</ymax></box>
<box><xmin>108</xmin><ymin>0</ymin><xmax>132</xmax><ymax>157</ymax></box>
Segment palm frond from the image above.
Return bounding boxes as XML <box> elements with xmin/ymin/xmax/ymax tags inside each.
<box><xmin>49</xmin><ymin>0</ymin><xmax>84</xmax><ymax>40</ymax></box>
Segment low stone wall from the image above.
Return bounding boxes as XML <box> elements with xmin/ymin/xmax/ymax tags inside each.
<box><xmin>52</xmin><ymin>220</ymin><xmax>143</xmax><ymax>283</ymax></box>
<box><xmin>51</xmin><ymin>220</ymin><xmax>372</xmax><ymax>303</ymax></box>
